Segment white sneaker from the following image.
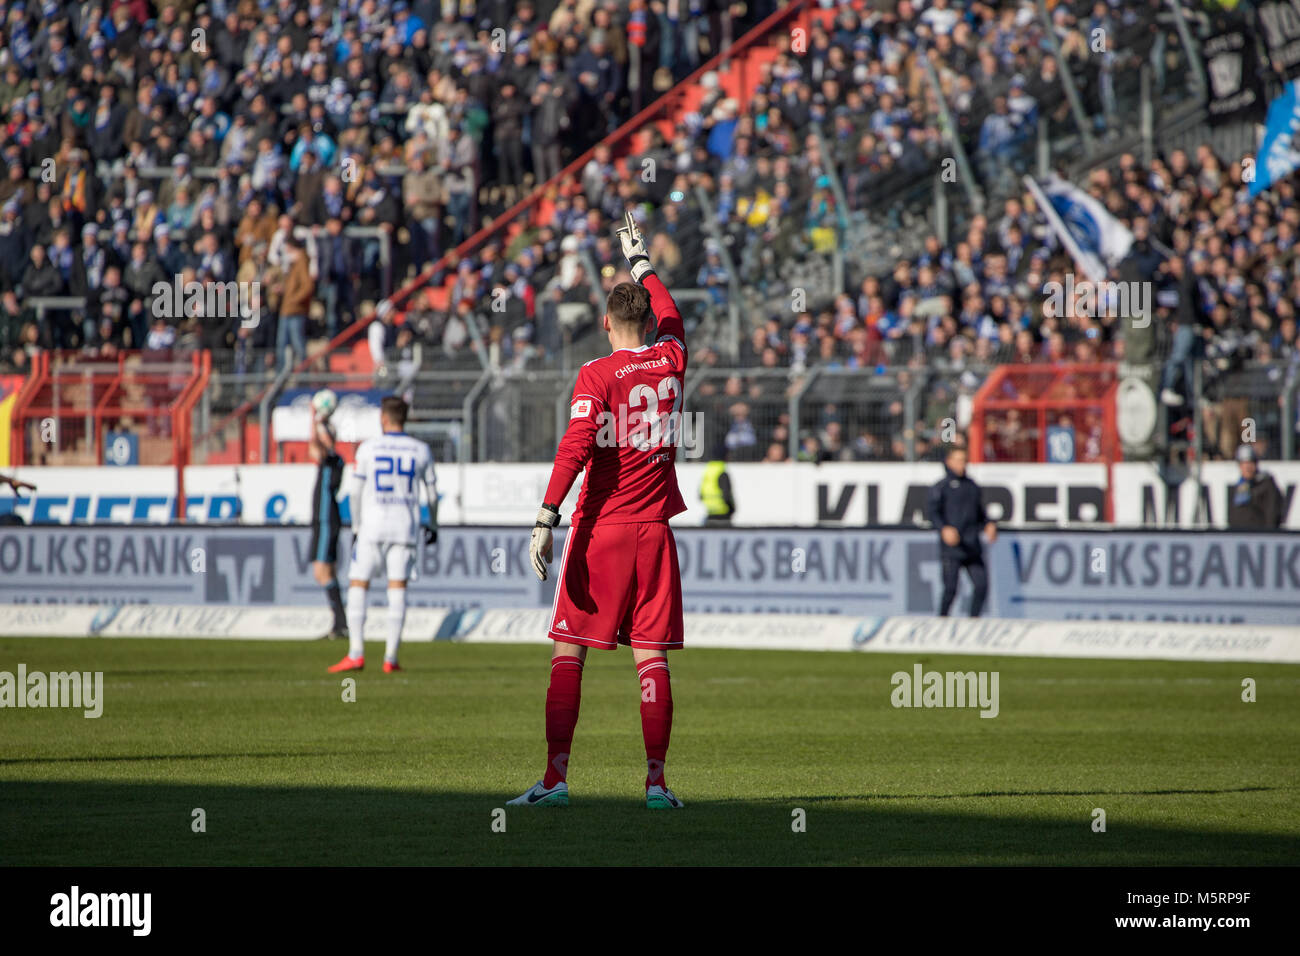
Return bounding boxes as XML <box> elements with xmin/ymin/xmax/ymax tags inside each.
<box><xmin>646</xmin><ymin>785</ymin><xmax>684</xmax><ymax>809</ymax></box>
<box><xmin>1160</xmin><ymin>388</ymin><xmax>1184</xmax><ymax>406</ymax></box>
<box><xmin>506</xmin><ymin>780</ymin><xmax>569</xmax><ymax>807</ymax></box>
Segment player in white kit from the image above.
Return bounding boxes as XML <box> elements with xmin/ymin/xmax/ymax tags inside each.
<box><xmin>328</xmin><ymin>396</ymin><xmax>438</xmax><ymax>674</ymax></box>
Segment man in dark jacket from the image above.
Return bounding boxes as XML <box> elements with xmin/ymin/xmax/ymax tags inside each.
<box><xmin>1228</xmin><ymin>445</ymin><xmax>1285</xmax><ymax>530</ymax></box>
<box><xmin>925</xmin><ymin>446</ymin><xmax>997</xmax><ymax>617</ymax></box>
<box><xmin>530</xmin><ymin>73</ymin><xmax>571</xmax><ymax>185</ymax></box>
<box><xmin>494</xmin><ymin>82</ymin><xmax>527</xmax><ymax>196</ymax></box>
<box><xmin>1159</xmin><ymin>254</ymin><xmax>1207</xmax><ymax>407</ymax></box>
<box><xmin>319</xmin><ymin>216</ymin><xmax>358</xmax><ymax>338</ymax></box>
<box><xmin>0</xmin><ymin>199</ymin><xmax>29</xmax><ymax>291</ymax></box>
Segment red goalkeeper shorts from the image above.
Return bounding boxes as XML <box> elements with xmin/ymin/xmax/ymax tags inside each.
<box><xmin>548</xmin><ymin>520</ymin><xmax>684</xmax><ymax>651</ymax></box>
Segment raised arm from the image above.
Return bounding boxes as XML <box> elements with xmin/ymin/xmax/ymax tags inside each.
<box><xmin>644</xmin><ymin>272</ymin><xmax>684</xmax><ymax>346</ymax></box>
<box><xmin>308</xmin><ymin>415</ymin><xmax>334</xmax><ymax>463</ymax></box>
<box><xmin>617</xmin><ymin>210</ymin><xmax>684</xmax><ymax>347</ymax></box>
<box><xmin>0</xmin><ymin>473</ymin><xmax>36</xmax><ymax>494</ymax></box>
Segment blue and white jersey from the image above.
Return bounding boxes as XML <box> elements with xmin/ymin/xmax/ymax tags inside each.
<box><xmin>350</xmin><ymin>432</ymin><xmax>437</xmax><ymax>545</ymax></box>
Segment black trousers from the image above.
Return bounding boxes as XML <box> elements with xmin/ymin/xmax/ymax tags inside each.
<box><xmin>498</xmin><ymin>136</ymin><xmax>525</xmax><ymax>188</ymax></box>
<box><xmin>939</xmin><ymin>552</ymin><xmax>988</xmax><ymax>618</ymax></box>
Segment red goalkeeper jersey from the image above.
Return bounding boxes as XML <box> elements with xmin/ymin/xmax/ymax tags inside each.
<box><xmin>544</xmin><ymin>274</ymin><xmax>687</xmax><ymax>525</ymax></box>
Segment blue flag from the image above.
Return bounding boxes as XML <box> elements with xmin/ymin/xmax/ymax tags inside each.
<box><xmin>1250</xmin><ymin>80</ymin><xmax>1300</xmax><ymax>198</ymax></box>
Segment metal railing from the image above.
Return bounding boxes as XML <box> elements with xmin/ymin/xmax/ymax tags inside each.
<box><xmin>1199</xmin><ymin>359</ymin><xmax>1299</xmax><ymax>464</ymax></box>
<box><xmin>437</xmin><ymin>359</ymin><xmax>1299</xmax><ymax>465</ymax></box>
<box><xmin>24</xmin><ymin>348</ymin><xmax>1299</xmax><ymax>469</ymax></box>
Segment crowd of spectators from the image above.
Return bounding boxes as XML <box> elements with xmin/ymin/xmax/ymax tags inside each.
<box><xmin>381</xmin><ymin>0</ymin><xmax>1179</xmax><ymax>373</ymax></box>
<box><xmin>0</xmin><ymin>0</ymin><xmax>776</xmax><ymax>374</ymax></box>
<box><xmin>0</xmin><ymin>0</ymin><xmax>1293</xmax><ymax>466</ymax></box>
<box><xmin>690</xmin><ymin>143</ymin><xmax>1300</xmax><ymax>464</ymax></box>
<box><xmin>0</xmin><ymin>0</ymin><xmax>1172</xmax><ymax>378</ymax></box>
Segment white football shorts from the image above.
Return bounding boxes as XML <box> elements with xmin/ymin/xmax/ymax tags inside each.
<box><xmin>348</xmin><ymin>540</ymin><xmax>417</xmax><ymax>583</ymax></box>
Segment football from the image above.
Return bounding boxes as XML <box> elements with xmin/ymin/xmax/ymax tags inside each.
<box><xmin>311</xmin><ymin>388</ymin><xmax>338</xmax><ymax>419</ymax></box>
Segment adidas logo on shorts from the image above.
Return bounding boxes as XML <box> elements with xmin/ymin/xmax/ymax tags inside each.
<box><xmin>556</xmin><ymin>619</ymin><xmax>569</xmax><ymax>630</ymax></box>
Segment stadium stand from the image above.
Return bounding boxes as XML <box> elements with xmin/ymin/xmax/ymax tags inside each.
<box><xmin>1</xmin><ymin>0</ymin><xmax>1297</xmax><ymax>472</ymax></box>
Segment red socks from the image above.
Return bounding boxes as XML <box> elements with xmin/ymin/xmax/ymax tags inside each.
<box><xmin>637</xmin><ymin>657</ymin><xmax>673</xmax><ymax>790</ymax></box>
<box><xmin>543</xmin><ymin>654</ymin><xmax>674</xmax><ymax>792</ymax></box>
<box><xmin>543</xmin><ymin>655</ymin><xmax>584</xmax><ymax>788</ymax></box>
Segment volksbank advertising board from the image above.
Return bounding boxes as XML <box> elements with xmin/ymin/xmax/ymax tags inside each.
<box><xmin>0</xmin><ymin>526</ymin><xmax>1295</xmax><ymax>624</ymax></box>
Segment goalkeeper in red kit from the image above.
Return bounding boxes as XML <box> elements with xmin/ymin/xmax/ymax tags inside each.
<box><xmin>508</xmin><ymin>212</ymin><xmax>687</xmax><ymax>810</ymax></box>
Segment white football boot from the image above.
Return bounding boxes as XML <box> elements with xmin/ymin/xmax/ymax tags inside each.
<box><xmin>646</xmin><ymin>785</ymin><xmax>684</xmax><ymax>809</ymax></box>
<box><xmin>506</xmin><ymin>780</ymin><xmax>569</xmax><ymax>807</ymax></box>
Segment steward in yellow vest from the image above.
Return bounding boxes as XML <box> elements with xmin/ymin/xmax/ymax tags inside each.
<box><xmin>699</xmin><ymin>456</ymin><xmax>734</xmax><ymax>525</ymax></box>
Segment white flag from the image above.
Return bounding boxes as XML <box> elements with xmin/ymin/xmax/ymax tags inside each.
<box><xmin>1024</xmin><ymin>174</ymin><xmax>1134</xmax><ymax>282</ymax></box>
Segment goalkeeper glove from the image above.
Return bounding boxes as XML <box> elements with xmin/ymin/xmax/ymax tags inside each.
<box><xmin>616</xmin><ymin>209</ymin><xmax>655</xmax><ymax>283</ymax></box>
<box><xmin>530</xmin><ymin>504</ymin><xmax>560</xmax><ymax>582</ymax></box>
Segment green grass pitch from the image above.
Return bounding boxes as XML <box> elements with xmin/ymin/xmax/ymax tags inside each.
<box><xmin>1</xmin><ymin>637</ymin><xmax>1297</xmax><ymax>866</ymax></box>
